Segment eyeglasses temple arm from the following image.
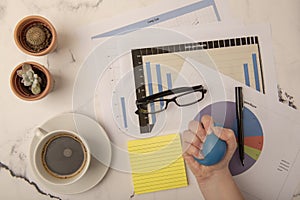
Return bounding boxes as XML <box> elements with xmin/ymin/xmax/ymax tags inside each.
<box><xmin>137</xmin><ymin>85</ymin><xmax>205</xmax><ymax>103</ymax></box>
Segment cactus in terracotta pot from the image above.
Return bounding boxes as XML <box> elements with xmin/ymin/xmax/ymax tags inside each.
<box><xmin>14</xmin><ymin>15</ymin><xmax>57</xmax><ymax>56</ymax></box>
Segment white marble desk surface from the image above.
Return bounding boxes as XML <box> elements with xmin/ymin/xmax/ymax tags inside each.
<box><xmin>0</xmin><ymin>0</ymin><xmax>299</xmax><ymax>199</ymax></box>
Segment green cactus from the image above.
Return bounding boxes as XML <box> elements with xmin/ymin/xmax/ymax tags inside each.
<box><xmin>23</xmin><ymin>22</ymin><xmax>52</xmax><ymax>53</ymax></box>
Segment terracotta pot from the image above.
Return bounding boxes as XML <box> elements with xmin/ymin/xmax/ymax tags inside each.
<box><xmin>14</xmin><ymin>15</ymin><xmax>57</xmax><ymax>56</ymax></box>
<box><xmin>10</xmin><ymin>61</ymin><xmax>53</xmax><ymax>101</ymax></box>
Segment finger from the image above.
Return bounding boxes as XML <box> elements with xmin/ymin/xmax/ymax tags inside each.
<box><xmin>184</xmin><ymin>142</ymin><xmax>204</xmax><ymax>159</ymax></box>
<box><xmin>182</xmin><ymin>130</ymin><xmax>198</xmax><ymax>145</ymax></box>
<box><xmin>212</xmin><ymin>126</ymin><xmax>237</xmax><ymax>158</ymax></box>
<box><xmin>183</xmin><ymin>154</ymin><xmax>202</xmax><ymax>174</ymax></box>
<box><xmin>200</xmin><ymin>115</ymin><xmax>214</xmax><ymax>135</ymax></box>
<box><xmin>188</xmin><ymin>120</ymin><xmax>200</xmax><ymax>133</ymax></box>
<box><xmin>212</xmin><ymin>127</ymin><xmax>237</xmax><ymax>149</ymax></box>
<box><xmin>182</xmin><ymin>130</ymin><xmax>201</xmax><ymax>152</ymax></box>
<box><xmin>188</xmin><ymin>120</ymin><xmax>206</xmax><ymax>142</ymax></box>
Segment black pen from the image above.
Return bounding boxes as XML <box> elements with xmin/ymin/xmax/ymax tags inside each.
<box><xmin>235</xmin><ymin>87</ymin><xmax>244</xmax><ymax>166</ymax></box>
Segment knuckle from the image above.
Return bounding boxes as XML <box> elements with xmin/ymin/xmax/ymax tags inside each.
<box><xmin>201</xmin><ymin>115</ymin><xmax>213</xmax><ymax>125</ymax></box>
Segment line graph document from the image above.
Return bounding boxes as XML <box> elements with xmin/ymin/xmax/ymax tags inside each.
<box><xmin>91</xmin><ymin>0</ymin><xmax>222</xmax><ymax>39</ymax></box>
<box><xmin>74</xmin><ymin>0</ymin><xmax>232</xmax><ymax>57</ymax></box>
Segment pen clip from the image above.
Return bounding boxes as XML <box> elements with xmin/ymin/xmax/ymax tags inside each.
<box><xmin>235</xmin><ymin>87</ymin><xmax>244</xmax><ymax>118</ymax></box>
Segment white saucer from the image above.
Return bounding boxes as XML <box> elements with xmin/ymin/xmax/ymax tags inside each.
<box><xmin>29</xmin><ymin>112</ymin><xmax>112</xmax><ymax>194</ymax></box>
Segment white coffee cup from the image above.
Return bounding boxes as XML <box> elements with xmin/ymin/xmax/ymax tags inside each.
<box><xmin>33</xmin><ymin>128</ymin><xmax>91</xmax><ymax>185</ymax></box>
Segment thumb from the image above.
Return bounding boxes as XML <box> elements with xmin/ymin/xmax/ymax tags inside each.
<box><xmin>212</xmin><ymin>126</ymin><xmax>237</xmax><ymax>159</ymax></box>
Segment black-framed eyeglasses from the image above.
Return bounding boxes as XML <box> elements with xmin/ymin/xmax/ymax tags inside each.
<box><xmin>135</xmin><ymin>85</ymin><xmax>207</xmax><ymax>114</ymax></box>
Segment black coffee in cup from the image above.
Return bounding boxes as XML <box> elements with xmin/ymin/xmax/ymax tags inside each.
<box><xmin>41</xmin><ymin>133</ymin><xmax>88</xmax><ymax>179</ymax></box>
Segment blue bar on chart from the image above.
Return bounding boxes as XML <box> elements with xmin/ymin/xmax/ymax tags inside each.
<box><xmin>156</xmin><ymin>64</ymin><xmax>163</xmax><ymax>93</ymax></box>
<box><xmin>155</xmin><ymin>64</ymin><xmax>164</xmax><ymax>109</ymax></box>
<box><xmin>146</xmin><ymin>62</ymin><xmax>154</xmax><ymax>95</ymax></box>
<box><xmin>120</xmin><ymin>97</ymin><xmax>128</xmax><ymax>128</ymax></box>
<box><xmin>243</xmin><ymin>63</ymin><xmax>250</xmax><ymax>87</ymax></box>
<box><xmin>252</xmin><ymin>53</ymin><xmax>260</xmax><ymax>92</ymax></box>
<box><xmin>145</xmin><ymin>62</ymin><xmax>156</xmax><ymax>123</ymax></box>
<box><xmin>166</xmin><ymin>73</ymin><xmax>173</xmax><ymax>90</ymax></box>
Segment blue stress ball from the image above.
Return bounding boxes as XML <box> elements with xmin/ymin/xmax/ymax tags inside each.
<box><xmin>194</xmin><ymin>132</ymin><xmax>227</xmax><ymax>166</ymax></box>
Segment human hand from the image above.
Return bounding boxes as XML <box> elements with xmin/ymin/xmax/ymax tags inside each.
<box><xmin>182</xmin><ymin>115</ymin><xmax>237</xmax><ymax>183</ymax></box>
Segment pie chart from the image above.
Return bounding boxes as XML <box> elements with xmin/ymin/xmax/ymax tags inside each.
<box><xmin>194</xmin><ymin>101</ymin><xmax>263</xmax><ymax>176</ymax></box>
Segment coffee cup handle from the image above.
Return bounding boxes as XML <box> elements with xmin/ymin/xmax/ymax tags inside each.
<box><xmin>34</xmin><ymin>127</ymin><xmax>48</xmax><ymax>138</ymax></box>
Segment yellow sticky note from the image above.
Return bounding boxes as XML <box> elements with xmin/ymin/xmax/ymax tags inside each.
<box><xmin>128</xmin><ymin>134</ymin><xmax>188</xmax><ymax>194</ymax></box>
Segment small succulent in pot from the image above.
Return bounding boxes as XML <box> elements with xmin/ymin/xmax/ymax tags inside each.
<box><xmin>10</xmin><ymin>62</ymin><xmax>53</xmax><ymax>101</ymax></box>
<box><xmin>17</xmin><ymin>63</ymin><xmax>42</xmax><ymax>95</ymax></box>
